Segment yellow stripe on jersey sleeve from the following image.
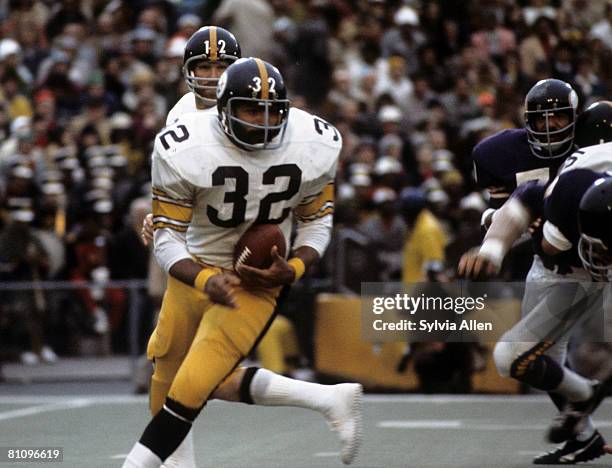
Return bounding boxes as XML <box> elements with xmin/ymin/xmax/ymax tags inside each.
<box><xmin>152</xmin><ymin>198</ymin><xmax>193</xmax><ymax>223</ymax></box>
<box><xmin>152</xmin><ymin>187</ymin><xmax>193</xmax><ymax>206</ymax></box>
<box><xmin>294</xmin><ymin>183</ymin><xmax>334</xmax><ymax>222</ymax></box>
<box><xmin>151</xmin><ymin>186</ymin><xmax>193</xmax><ymax>232</ymax></box>
<box><xmin>152</xmin><ymin>220</ymin><xmax>189</xmax><ymax>233</ymax></box>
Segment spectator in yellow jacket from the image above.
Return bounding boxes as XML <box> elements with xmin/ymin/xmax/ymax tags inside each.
<box><xmin>398</xmin><ymin>187</ymin><xmax>447</xmax><ymax>283</ymax></box>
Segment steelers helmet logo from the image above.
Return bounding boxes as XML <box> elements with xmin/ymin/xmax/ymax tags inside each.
<box><xmin>216</xmin><ymin>71</ymin><xmax>227</xmax><ymax>99</ymax></box>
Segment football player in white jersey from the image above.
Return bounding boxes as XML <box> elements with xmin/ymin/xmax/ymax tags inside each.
<box><xmin>459</xmin><ymin>101</ymin><xmax>612</xmax><ymax>464</ymax></box>
<box><xmin>166</xmin><ymin>25</ymin><xmax>241</xmax><ymax>124</ymax></box>
<box><xmin>141</xmin><ymin>25</ymin><xmax>241</xmax><ymax>245</ymax></box>
<box><xmin>141</xmin><ymin>27</ymin><xmax>360</xmax><ymax>468</ymax></box>
<box><xmin>139</xmin><ymin>25</ymin><xmax>239</xmax><ymax>468</ymax></box>
<box><xmin>123</xmin><ymin>58</ymin><xmax>362</xmax><ymax>468</ymax></box>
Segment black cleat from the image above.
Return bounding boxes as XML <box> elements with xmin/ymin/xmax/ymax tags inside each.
<box><xmin>534</xmin><ymin>430</ymin><xmax>607</xmax><ymax>464</ymax></box>
<box><xmin>547</xmin><ymin>382</ymin><xmax>607</xmax><ymax>443</ymax></box>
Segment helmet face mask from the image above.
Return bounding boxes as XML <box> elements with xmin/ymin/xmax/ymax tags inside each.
<box><xmin>182</xmin><ymin>26</ymin><xmax>241</xmax><ymax>106</ymax></box>
<box><xmin>578</xmin><ymin>177</ymin><xmax>612</xmax><ymax>281</ymax></box>
<box><xmin>578</xmin><ymin>235</ymin><xmax>612</xmax><ymax>281</ymax></box>
<box><xmin>223</xmin><ymin>97</ymin><xmax>289</xmax><ymax>150</ymax></box>
<box><xmin>183</xmin><ymin>59</ymin><xmax>232</xmax><ymax>104</ymax></box>
<box><xmin>524</xmin><ymin>79</ymin><xmax>578</xmax><ymax>159</ymax></box>
<box><xmin>217</xmin><ymin>58</ymin><xmax>290</xmax><ymax>151</ymax></box>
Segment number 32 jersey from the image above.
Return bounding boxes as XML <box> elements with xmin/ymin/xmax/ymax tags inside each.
<box><xmin>151</xmin><ymin>107</ymin><xmax>341</xmax><ymax>270</ymax></box>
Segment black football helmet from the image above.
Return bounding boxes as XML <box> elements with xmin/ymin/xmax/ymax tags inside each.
<box><xmin>574</xmin><ymin>100</ymin><xmax>612</xmax><ymax>148</ymax></box>
<box><xmin>578</xmin><ymin>177</ymin><xmax>612</xmax><ymax>281</ymax></box>
<box><xmin>216</xmin><ymin>57</ymin><xmax>290</xmax><ymax>151</ymax></box>
<box><xmin>183</xmin><ymin>26</ymin><xmax>241</xmax><ymax>105</ymax></box>
<box><xmin>524</xmin><ymin>79</ymin><xmax>579</xmax><ymax>159</ymax></box>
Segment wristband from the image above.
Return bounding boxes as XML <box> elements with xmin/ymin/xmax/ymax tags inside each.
<box><xmin>478</xmin><ymin>239</ymin><xmax>505</xmax><ymax>268</ymax></box>
<box><xmin>194</xmin><ymin>268</ymin><xmax>217</xmax><ymax>292</ymax></box>
<box><xmin>288</xmin><ymin>257</ymin><xmax>306</xmax><ymax>283</ymax></box>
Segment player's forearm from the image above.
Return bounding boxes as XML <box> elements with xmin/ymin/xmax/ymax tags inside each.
<box><xmin>153</xmin><ymin>229</ymin><xmax>193</xmax><ymax>272</ymax></box>
<box><xmin>292</xmin><ymin>245</ymin><xmax>320</xmax><ymax>270</ymax></box>
<box><xmin>293</xmin><ymin>215</ymin><xmax>332</xmax><ymax>257</ymax></box>
<box><xmin>479</xmin><ymin>197</ymin><xmax>533</xmax><ymax>267</ymax></box>
<box><xmin>168</xmin><ymin>258</ymin><xmax>204</xmax><ymax>288</ymax></box>
<box><xmin>287</xmin><ymin>246</ymin><xmax>320</xmax><ymax>284</ymax></box>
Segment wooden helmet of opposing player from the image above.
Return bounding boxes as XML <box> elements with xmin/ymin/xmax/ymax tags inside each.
<box><xmin>524</xmin><ymin>78</ymin><xmax>578</xmax><ymax>159</ymax></box>
<box><xmin>578</xmin><ymin>177</ymin><xmax>612</xmax><ymax>281</ymax></box>
<box><xmin>182</xmin><ymin>26</ymin><xmax>241</xmax><ymax>105</ymax></box>
<box><xmin>216</xmin><ymin>57</ymin><xmax>290</xmax><ymax>151</ymax></box>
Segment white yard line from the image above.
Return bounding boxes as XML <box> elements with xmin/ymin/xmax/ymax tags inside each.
<box><xmin>365</xmin><ymin>394</ymin><xmax>553</xmax><ymax>403</ymax></box>
<box><xmin>0</xmin><ymin>395</ymin><xmax>147</xmax><ymax>405</ymax></box>
<box><xmin>379</xmin><ymin>420</ymin><xmax>464</xmax><ymax>429</ymax></box>
<box><xmin>0</xmin><ymin>399</ymin><xmax>92</xmax><ymax>421</ymax></box>
<box><xmin>379</xmin><ymin>420</ymin><xmax>612</xmax><ymax>430</ymax></box>
<box><xmin>313</xmin><ymin>452</ymin><xmax>340</xmax><ymax>458</ymax></box>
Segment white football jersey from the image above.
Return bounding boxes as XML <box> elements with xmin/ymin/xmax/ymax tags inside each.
<box><xmin>165</xmin><ymin>92</ymin><xmax>211</xmax><ymax>125</ymax></box>
<box><xmin>546</xmin><ymin>141</ymin><xmax>612</xmax><ymax>196</ymax></box>
<box><xmin>152</xmin><ymin>107</ymin><xmax>341</xmax><ymax>269</ymax></box>
<box><xmin>558</xmin><ymin>141</ymin><xmax>612</xmax><ymax>175</ymax></box>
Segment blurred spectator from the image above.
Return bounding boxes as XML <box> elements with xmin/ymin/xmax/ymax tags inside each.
<box><xmin>590</xmin><ymin>3</ymin><xmax>612</xmax><ymax>51</ymax></box>
<box><xmin>381</xmin><ymin>6</ymin><xmax>425</xmax><ymax>76</ymax></box>
<box><xmin>45</xmin><ymin>0</ymin><xmax>89</xmax><ymax>41</ymax></box>
<box><xmin>398</xmin><ymin>187</ymin><xmax>447</xmax><ymax>283</ymax></box>
<box><xmin>288</xmin><ymin>1</ymin><xmax>334</xmax><ymax>108</ymax></box>
<box><xmin>173</xmin><ymin>14</ymin><xmax>202</xmax><ymax>40</ymax></box>
<box><xmin>522</xmin><ymin>0</ymin><xmax>557</xmax><ymax>27</ymax></box>
<box><xmin>0</xmin><ymin>69</ymin><xmax>33</xmax><ymax>119</ymax></box>
<box><xmin>358</xmin><ymin>187</ymin><xmax>406</xmax><ymax>280</ymax></box>
<box><xmin>573</xmin><ymin>56</ymin><xmax>607</xmax><ymax>101</ymax></box>
<box><xmin>109</xmin><ymin>197</ymin><xmax>151</xmax><ymax>352</ymax></box>
<box><xmin>0</xmin><ymin>208</ymin><xmax>56</xmax><ymax>365</ymax></box>
<box><xmin>374</xmin><ymin>55</ymin><xmax>414</xmax><ymax>107</ymax></box>
<box><xmin>470</xmin><ymin>11</ymin><xmax>516</xmax><ymax>62</ymax></box>
<box><xmin>38</xmin><ymin>50</ymin><xmax>83</xmax><ymax>120</ymax></box>
<box><xmin>519</xmin><ymin>16</ymin><xmax>559</xmax><ymax>79</ymax></box>
<box><xmin>0</xmin><ymin>38</ymin><xmax>33</xmax><ymax>88</ymax></box>
<box><xmin>214</xmin><ymin>0</ymin><xmax>275</xmax><ymax>61</ymax></box>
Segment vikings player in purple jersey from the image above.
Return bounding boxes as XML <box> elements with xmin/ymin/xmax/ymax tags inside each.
<box><xmin>473</xmin><ymin>79</ymin><xmax>578</xmax><ymax>222</ymax></box>
<box><xmin>461</xmin><ymin>103</ymin><xmax>612</xmax><ymax>464</ymax></box>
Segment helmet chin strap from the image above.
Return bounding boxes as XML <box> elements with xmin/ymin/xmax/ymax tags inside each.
<box><xmin>194</xmin><ymin>93</ymin><xmax>216</xmax><ymax>108</ymax></box>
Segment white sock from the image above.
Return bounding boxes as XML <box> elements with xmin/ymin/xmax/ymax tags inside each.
<box><xmin>122</xmin><ymin>442</ymin><xmax>162</xmax><ymax>468</ymax></box>
<box><xmin>161</xmin><ymin>429</ymin><xmax>196</xmax><ymax>468</ymax></box>
<box><xmin>555</xmin><ymin>369</ymin><xmax>593</xmax><ymax>402</ymax></box>
<box><xmin>576</xmin><ymin>416</ymin><xmax>595</xmax><ymax>441</ymax></box>
<box><xmin>250</xmin><ymin>368</ymin><xmax>332</xmax><ymax>414</ymax></box>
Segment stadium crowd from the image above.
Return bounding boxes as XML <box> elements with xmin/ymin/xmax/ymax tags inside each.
<box><xmin>0</xmin><ymin>0</ymin><xmax>610</xmax><ymax>369</ymax></box>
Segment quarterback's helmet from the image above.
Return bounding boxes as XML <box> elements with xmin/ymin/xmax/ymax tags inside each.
<box><xmin>578</xmin><ymin>177</ymin><xmax>612</xmax><ymax>281</ymax></box>
<box><xmin>183</xmin><ymin>26</ymin><xmax>241</xmax><ymax>105</ymax></box>
<box><xmin>524</xmin><ymin>78</ymin><xmax>579</xmax><ymax>159</ymax></box>
<box><xmin>574</xmin><ymin>100</ymin><xmax>612</xmax><ymax>148</ymax></box>
<box><xmin>216</xmin><ymin>57</ymin><xmax>290</xmax><ymax>151</ymax></box>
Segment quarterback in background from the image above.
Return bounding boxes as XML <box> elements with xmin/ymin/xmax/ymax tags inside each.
<box><xmin>166</xmin><ymin>25</ymin><xmax>241</xmax><ymax>123</ymax></box>
<box><xmin>123</xmin><ymin>58</ymin><xmax>362</xmax><ymax>468</ymax></box>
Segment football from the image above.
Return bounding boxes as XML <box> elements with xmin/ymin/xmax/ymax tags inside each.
<box><xmin>233</xmin><ymin>223</ymin><xmax>287</xmax><ymax>271</ymax></box>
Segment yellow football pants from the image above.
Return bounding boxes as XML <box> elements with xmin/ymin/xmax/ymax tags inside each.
<box><xmin>147</xmin><ymin>272</ymin><xmax>278</xmax><ymax>414</ymax></box>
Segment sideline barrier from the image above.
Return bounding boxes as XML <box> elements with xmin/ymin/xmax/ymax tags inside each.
<box><xmin>0</xmin><ymin>279</ymin><xmax>148</xmax><ymax>380</ymax></box>
<box><xmin>314</xmin><ymin>293</ymin><xmax>522</xmax><ymax>393</ymax></box>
